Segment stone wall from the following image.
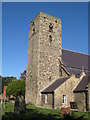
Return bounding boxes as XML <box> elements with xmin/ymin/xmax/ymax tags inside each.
<box><xmin>74</xmin><ymin>92</ymin><xmax>86</xmax><ymax>111</ymax></box>
<box><xmin>26</xmin><ymin>12</ymin><xmax>62</xmax><ymax>105</ymax></box>
<box><xmin>54</xmin><ymin>75</ymin><xmax>81</xmax><ymax>109</ymax></box>
<box><xmin>41</xmin><ymin>94</ymin><xmax>53</xmax><ymax>109</ymax></box>
<box><xmin>88</xmin><ymin>82</ymin><xmax>90</xmax><ymax>110</ymax></box>
<box><xmin>37</xmin><ymin>12</ymin><xmax>62</xmax><ymax>105</ymax></box>
<box><xmin>25</xmin><ymin>14</ymin><xmax>40</xmax><ymax>104</ymax></box>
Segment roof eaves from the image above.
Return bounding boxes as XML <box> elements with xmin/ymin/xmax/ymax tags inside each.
<box><xmin>41</xmin><ymin>91</ymin><xmax>54</xmax><ymax>94</ymax></box>
<box><xmin>73</xmin><ymin>90</ymin><xmax>86</xmax><ymax>93</ymax></box>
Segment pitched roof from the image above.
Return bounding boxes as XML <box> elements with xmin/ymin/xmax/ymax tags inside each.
<box><xmin>62</xmin><ymin>49</ymin><xmax>90</xmax><ymax>77</ymax></box>
<box><xmin>41</xmin><ymin>77</ymin><xmax>69</xmax><ymax>93</ymax></box>
<box><xmin>73</xmin><ymin>76</ymin><xmax>90</xmax><ymax>93</ymax></box>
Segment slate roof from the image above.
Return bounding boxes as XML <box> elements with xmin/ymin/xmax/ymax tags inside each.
<box><xmin>62</xmin><ymin>49</ymin><xmax>90</xmax><ymax>77</ymax></box>
<box><xmin>41</xmin><ymin>77</ymin><xmax>69</xmax><ymax>93</ymax></box>
<box><xmin>73</xmin><ymin>76</ymin><xmax>90</xmax><ymax>92</ymax></box>
<box><xmin>41</xmin><ymin>50</ymin><xmax>90</xmax><ymax>93</ymax></box>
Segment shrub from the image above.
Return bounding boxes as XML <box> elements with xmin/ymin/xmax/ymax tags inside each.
<box><xmin>6</xmin><ymin>80</ymin><xmax>25</xmax><ymax>97</ymax></box>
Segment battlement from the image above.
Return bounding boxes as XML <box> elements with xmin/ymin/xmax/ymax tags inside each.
<box><xmin>30</xmin><ymin>12</ymin><xmax>61</xmax><ymax>27</ymax></box>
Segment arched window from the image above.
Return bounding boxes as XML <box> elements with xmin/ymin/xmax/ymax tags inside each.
<box><xmin>33</xmin><ymin>27</ymin><xmax>35</xmax><ymax>34</ymax></box>
<box><xmin>49</xmin><ymin>35</ymin><xmax>52</xmax><ymax>43</ymax></box>
<box><xmin>32</xmin><ymin>22</ymin><xmax>35</xmax><ymax>35</ymax></box>
<box><xmin>49</xmin><ymin>23</ymin><xmax>53</xmax><ymax>32</ymax></box>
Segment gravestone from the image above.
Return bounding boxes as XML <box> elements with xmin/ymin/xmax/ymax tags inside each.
<box><xmin>14</xmin><ymin>94</ymin><xmax>26</xmax><ymax>115</ymax></box>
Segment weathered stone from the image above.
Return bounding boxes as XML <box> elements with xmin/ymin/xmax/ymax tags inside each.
<box><xmin>61</xmin><ymin>107</ymin><xmax>71</xmax><ymax>117</ymax></box>
<box><xmin>25</xmin><ymin>12</ymin><xmax>62</xmax><ymax>105</ymax></box>
<box><xmin>74</xmin><ymin>92</ymin><xmax>86</xmax><ymax>111</ymax></box>
<box><xmin>25</xmin><ymin>12</ymin><xmax>90</xmax><ymax>112</ymax></box>
<box><xmin>14</xmin><ymin>94</ymin><xmax>26</xmax><ymax>115</ymax></box>
<box><xmin>88</xmin><ymin>82</ymin><xmax>90</xmax><ymax>111</ymax></box>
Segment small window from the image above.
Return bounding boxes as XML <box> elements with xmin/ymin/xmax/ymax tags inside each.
<box><xmin>32</xmin><ymin>27</ymin><xmax>35</xmax><ymax>35</ymax></box>
<box><xmin>63</xmin><ymin>95</ymin><xmax>67</xmax><ymax>104</ymax></box>
<box><xmin>45</xmin><ymin>94</ymin><xmax>48</xmax><ymax>103</ymax></box>
<box><xmin>55</xmin><ymin>20</ymin><xmax>57</xmax><ymax>23</ymax></box>
<box><xmin>33</xmin><ymin>28</ymin><xmax>35</xmax><ymax>33</ymax></box>
<box><xmin>70</xmin><ymin>102</ymin><xmax>78</xmax><ymax>109</ymax></box>
<box><xmin>43</xmin><ymin>17</ymin><xmax>46</xmax><ymax>22</ymax></box>
<box><xmin>49</xmin><ymin>23</ymin><xmax>53</xmax><ymax>32</ymax></box>
<box><xmin>49</xmin><ymin>35</ymin><xmax>52</xmax><ymax>42</ymax></box>
<box><xmin>32</xmin><ymin>22</ymin><xmax>35</xmax><ymax>35</ymax></box>
<box><xmin>32</xmin><ymin>22</ymin><xmax>35</xmax><ymax>26</ymax></box>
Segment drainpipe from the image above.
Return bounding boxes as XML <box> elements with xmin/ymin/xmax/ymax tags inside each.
<box><xmin>85</xmin><ymin>87</ymin><xmax>88</xmax><ymax>111</ymax></box>
<box><xmin>52</xmin><ymin>92</ymin><xmax>54</xmax><ymax>109</ymax></box>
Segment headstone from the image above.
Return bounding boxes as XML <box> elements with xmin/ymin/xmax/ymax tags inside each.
<box><xmin>14</xmin><ymin>94</ymin><xmax>26</xmax><ymax>115</ymax></box>
<box><xmin>61</xmin><ymin>107</ymin><xmax>71</xmax><ymax>117</ymax></box>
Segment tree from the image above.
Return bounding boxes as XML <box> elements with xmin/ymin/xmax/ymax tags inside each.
<box><xmin>2</xmin><ymin>76</ymin><xmax>16</xmax><ymax>93</ymax></box>
<box><xmin>6</xmin><ymin>80</ymin><xmax>26</xmax><ymax>114</ymax></box>
<box><xmin>20</xmin><ymin>70</ymin><xmax>26</xmax><ymax>80</ymax></box>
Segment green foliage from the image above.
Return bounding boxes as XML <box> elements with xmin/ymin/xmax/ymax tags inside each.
<box><xmin>6</xmin><ymin>80</ymin><xmax>25</xmax><ymax>97</ymax></box>
<box><xmin>1</xmin><ymin>76</ymin><xmax>16</xmax><ymax>93</ymax></box>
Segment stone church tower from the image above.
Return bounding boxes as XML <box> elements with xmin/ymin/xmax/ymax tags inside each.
<box><xmin>25</xmin><ymin>12</ymin><xmax>62</xmax><ymax>105</ymax></box>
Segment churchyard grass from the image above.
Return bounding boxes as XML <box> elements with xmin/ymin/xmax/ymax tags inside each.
<box><xmin>1</xmin><ymin>102</ymin><xmax>90</xmax><ymax>120</ymax></box>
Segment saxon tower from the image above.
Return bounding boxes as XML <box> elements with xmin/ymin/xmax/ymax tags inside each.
<box><xmin>26</xmin><ymin>12</ymin><xmax>62</xmax><ymax>105</ymax></box>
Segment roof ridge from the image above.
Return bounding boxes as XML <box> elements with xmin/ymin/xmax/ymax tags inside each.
<box><xmin>62</xmin><ymin>49</ymin><xmax>90</xmax><ymax>56</ymax></box>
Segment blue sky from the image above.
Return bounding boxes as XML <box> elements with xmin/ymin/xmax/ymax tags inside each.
<box><xmin>2</xmin><ymin>2</ymin><xmax>88</xmax><ymax>79</ymax></box>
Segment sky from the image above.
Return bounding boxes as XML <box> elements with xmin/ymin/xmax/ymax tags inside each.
<box><xmin>2</xmin><ymin>2</ymin><xmax>88</xmax><ymax>79</ymax></box>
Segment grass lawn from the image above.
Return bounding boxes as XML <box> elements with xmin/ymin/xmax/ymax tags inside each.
<box><xmin>1</xmin><ymin>102</ymin><xmax>90</xmax><ymax>120</ymax></box>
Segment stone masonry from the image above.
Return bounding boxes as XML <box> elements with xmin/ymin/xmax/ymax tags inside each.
<box><xmin>54</xmin><ymin>74</ymin><xmax>84</xmax><ymax>109</ymax></box>
<box><xmin>25</xmin><ymin>12</ymin><xmax>62</xmax><ymax>105</ymax></box>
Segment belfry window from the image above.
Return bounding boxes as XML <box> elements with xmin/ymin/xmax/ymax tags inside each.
<box><xmin>49</xmin><ymin>35</ymin><xmax>52</xmax><ymax>43</ymax></box>
<box><xmin>32</xmin><ymin>22</ymin><xmax>35</xmax><ymax>35</ymax></box>
<box><xmin>32</xmin><ymin>22</ymin><xmax>35</xmax><ymax>26</ymax></box>
<box><xmin>49</xmin><ymin>23</ymin><xmax>53</xmax><ymax>32</ymax></box>
<box><xmin>33</xmin><ymin>28</ymin><xmax>35</xmax><ymax>34</ymax></box>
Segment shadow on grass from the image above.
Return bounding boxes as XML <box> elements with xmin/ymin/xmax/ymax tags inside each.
<box><xmin>2</xmin><ymin>108</ymin><xmax>89</xmax><ymax>120</ymax></box>
<box><xmin>2</xmin><ymin>108</ymin><xmax>60</xmax><ymax>120</ymax></box>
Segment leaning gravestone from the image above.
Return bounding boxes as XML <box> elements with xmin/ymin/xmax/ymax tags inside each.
<box><xmin>14</xmin><ymin>94</ymin><xmax>26</xmax><ymax>115</ymax></box>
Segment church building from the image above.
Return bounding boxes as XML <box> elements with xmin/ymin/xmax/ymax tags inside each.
<box><xmin>25</xmin><ymin>12</ymin><xmax>90</xmax><ymax>111</ymax></box>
